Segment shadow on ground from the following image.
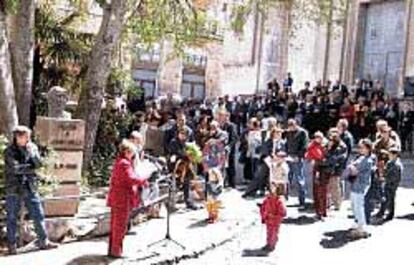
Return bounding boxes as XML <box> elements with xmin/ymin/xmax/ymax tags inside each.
<box><xmin>242</xmin><ymin>248</ymin><xmax>269</xmax><ymax>257</ymax></box>
<box><xmin>319</xmin><ymin>230</ymin><xmax>367</xmax><ymax>249</ymax></box>
<box><xmin>65</xmin><ymin>255</ymin><xmax>113</xmax><ymax>265</ymax></box>
<box><xmin>282</xmin><ymin>215</ymin><xmax>317</xmax><ymax>225</ymax></box>
<box><xmin>188</xmin><ymin>219</ymin><xmax>210</xmax><ymax>229</ymax></box>
<box><xmin>397</xmin><ymin>213</ymin><xmax>414</xmax><ymax>221</ymax></box>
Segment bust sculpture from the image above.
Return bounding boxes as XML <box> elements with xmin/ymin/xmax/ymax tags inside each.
<box><xmin>47</xmin><ymin>86</ymin><xmax>71</xmax><ymax>119</ymax></box>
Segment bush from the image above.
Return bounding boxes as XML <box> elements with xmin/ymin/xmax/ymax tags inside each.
<box><xmin>86</xmin><ymin>102</ymin><xmax>135</xmax><ymax>187</ymax></box>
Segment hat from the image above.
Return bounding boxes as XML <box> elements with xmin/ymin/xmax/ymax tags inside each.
<box><xmin>13</xmin><ymin>125</ymin><xmax>31</xmax><ymax>134</ymax></box>
<box><xmin>388</xmin><ymin>147</ymin><xmax>401</xmax><ymax>154</ymax></box>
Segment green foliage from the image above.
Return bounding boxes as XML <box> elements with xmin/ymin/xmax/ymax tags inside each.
<box><xmin>1</xmin><ymin>0</ymin><xmax>20</xmax><ymax>12</ymax></box>
<box><xmin>107</xmin><ymin>67</ymin><xmax>142</xmax><ymax>98</ymax></box>
<box><xmin>86</xmin><ymin>102</ymin><xmax>135</xmax><ymax>187</ymax></box>
<box><xmin>127</xmin><ymin>0</ymin><xmax>216</xmax><ymax>55</ymax></box>
<box><xmin>35</xmin><ymin>147</ymin><xmax>60</xmax><ymax>197</ymax></box>
<box><xmin>230</xmin><ymin>0</ymin><xmax>346</xmax><ymax>34</ymax></box>
<box><xmin>185</xmin><ymin>142</ymin><xmax>203</xmax><ymax>164</ymax></box>
<box><xmin>34</xmin><ymin>4</ymin><xmax>93</xmax><ymax>96</ymax></box>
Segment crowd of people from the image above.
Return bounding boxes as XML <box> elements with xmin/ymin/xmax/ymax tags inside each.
<box><xmin>130</xmin><ymin>76</ymin><xmax>411</xmax><ymax>252</ymax></box>
<box><xmin>3</xmin><ymin>75</ymin><xmax>413</xmax><ymax>258</ymax></box>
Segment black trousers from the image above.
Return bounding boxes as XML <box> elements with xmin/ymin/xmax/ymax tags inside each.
<box><xmin>243</xmin><ymin>158</ymin><xmax>252</xmax><ymax>181</ymax></box>
<box><xmin>243</xmin><ymin>162</ymin><xmax>269</xmax><ymax>196</ymax></box>
<box><xmin>378</xmin><ymin>184</ymin><xmax>398</xmax><ymax>218</ymax></box>
<box><xmin>183</xmin><ymin>176</ymin><xmax>193</xmax><ymax>207</ymax></box>
<box><xmin>401</xmin><ymin>131</ymin><xmax>413</xmax><ymax>153</ymax></box>
<box><xmin>226</xmin><ymin>151</ymin><xmax>236</xmax><ymax>188</ymax></box>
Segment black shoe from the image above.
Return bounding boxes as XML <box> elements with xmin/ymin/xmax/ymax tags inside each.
<box><xmin>186</xmin><ymin>204</ymin><xmax>199</xmax><ymax>210</ymax></box>
<box><xmin>384</xmin><ymin>215</ymin><xmax>394</xmax><ymax>222</ymax></box>
<box><xmin>242</xmin><ymin>193</ymin><xmax>254</xmax><ymax>199</ymax></box>
<box><xmin>108</xmin><ymin>254</ymin><xmax>123</xmax><ymax>259</ymax></box>
<box><xmin>261</xmin><ymin>245</ymin><xmax>275</xmax><ymax>252</ymax></box>
<box><xmin>8</xmin><ymin>244</ymin><xmax>17</xmax><ymax>255</ymax></box>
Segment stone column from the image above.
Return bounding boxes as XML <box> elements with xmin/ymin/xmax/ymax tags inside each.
<box><xmin>157</xmin><ymin>40</ymin><xmax>183</xmax><ymax>96</ymax></box>
<box><xmin>260</xmin><ymin>2</ymin><xmax>291</xmax><ymax>90</ymax></box>
<box><xmin>342</xmin><ymin>0</ymin><xmax>362</xmax><ymax>85</ymax></box>
<box><xmin>205</xmin><ymin>42</ymin><xmax>223</xmax><ymax>98</ymax></box>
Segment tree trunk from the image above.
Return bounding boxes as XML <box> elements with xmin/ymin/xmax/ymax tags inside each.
<box><xmin>76</xmin><ymin>1</ymin><xmax>129</xmax><ymax>172</ymax></box>
<box><xmin>0</xmin><ymin>7</ymin><xmax>19</xmax><ymax>138</ymax></box>
<box><xmin>8</xmin><ymin>0</ymin><xmax>35</xmax><ymax>126</ymax></box>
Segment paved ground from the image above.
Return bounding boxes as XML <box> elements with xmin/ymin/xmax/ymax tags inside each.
<box><xmin>0</xmin><ymin>159</ymin><xmax>413</xmax><ymax>265</ymax></box>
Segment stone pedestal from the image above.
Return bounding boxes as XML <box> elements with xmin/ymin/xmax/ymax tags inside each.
<box><xmin>35</xmin><ymin>117</ymin><xmax>85</xmax><ymax>217</ymax></box>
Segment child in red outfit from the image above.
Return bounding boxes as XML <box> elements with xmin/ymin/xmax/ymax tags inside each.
<box><xmin>260</xmin><ymin>182</ymin><xmax>287</xmax><ymax>252</ymax></box>
<box><xmin>305</xmin><ymin>131</ymin><xmax>328</xmax><ymax>219</ymax></box>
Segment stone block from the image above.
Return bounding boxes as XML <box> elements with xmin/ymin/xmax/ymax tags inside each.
<box><xmin>35</xmin><ymin>117</ymin><xmax>85</xmax><ymax>151</ymax></box>
<box><xmin>52</xmin><ymin>151</ymin><xmax>83</xmax><ymax>182</ymax></box>
<box><xmin>43</xmin><ymin>199</ymin><xmax>80</xmax><ymax>217</ymax></box>
<box><xmin>53</xmin><ymin>183</ymin><xmax>81</xmax><ymax>197</ymax></box>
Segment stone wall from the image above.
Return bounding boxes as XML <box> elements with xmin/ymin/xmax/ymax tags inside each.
<box><xmin>404</xmin><ymin>0</ymin><xmax>414</xmax><ymax>77</ymax></box>
<box><xmin>157</xmin><ymin>41</ymin><xmax>183</xmax><ymax>96</ymax></box>
<box><xmin>205</xmin><ymin>42</ymin><xmax>224</xmax><ymax>97</ymax></box>
<box><xmin>260</xmin><ymin>3</ymin><xmax>291</xmax><ymax>91</ymax></box>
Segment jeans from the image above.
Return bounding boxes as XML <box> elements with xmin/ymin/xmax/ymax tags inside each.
<box><xmin>6</xmin><ymin>192</ymin><xmax>48</xmax><ymax>246</ymax></box>
<box><xmin>288</xmin><ymin>159</ymin><xmax>306</xmax><ymax>205</ymax></box>
<box><xmin>378</xmin><ymin>184</ymin><xmax>398</xmax><ymax>218</ymax></box>
<box><xmin>351</xmin><ymin>191</ymin><xmax>368</xmax><ymax>231</ymax></box>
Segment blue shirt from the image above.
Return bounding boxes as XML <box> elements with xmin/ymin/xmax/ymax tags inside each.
<box><xmin>351</xmin><ymin>155</ymin><xmax>374</xmax><ymax>194</ymax></box>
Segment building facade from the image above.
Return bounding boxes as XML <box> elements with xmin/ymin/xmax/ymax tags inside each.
<box><xmin>289</xmin><ymin>0</ymin><xmax>414</xmax><ymax>98</ymax></box>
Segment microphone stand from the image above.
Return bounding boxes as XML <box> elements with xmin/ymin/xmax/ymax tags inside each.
<box><xmin>147</xmin><ymin>173</ymin><xmax>186</xmax><ymax>250</ymax></box>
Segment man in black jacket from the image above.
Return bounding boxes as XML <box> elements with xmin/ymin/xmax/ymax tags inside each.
<box><xmin>217</xmin><ymin>108</ymin><xmax>238</xmax><ymax>188</ymax></box>
<box><xmin>399</xmin><ymin>104</ymin><xmax>414</xmax><ymax>153</ymax></box>
<box><xmin>285</xmin><ymin>119</ymin><xmax>309</xmax><ymax>207</ymax></box>
<box><xmin>4</xmin><ymin>126</ymin><xmax>58</xmax><ymax>255</ymax></box>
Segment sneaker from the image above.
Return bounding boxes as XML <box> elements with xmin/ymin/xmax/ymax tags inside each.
<box><xmin>38</xmin><ymin>240</ymin><xmax>59</xmax><ymax>250</ymax></box>
<box><xmin>8</xmin><ymin>244</ymin><xmax>17</xmax><ymax>255</ymax></box>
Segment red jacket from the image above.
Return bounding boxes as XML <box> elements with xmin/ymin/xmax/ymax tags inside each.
<box><xmin>260</xmin><ymin>195</ymin><xmax>286</xmax><ymax>226</ymax></box>
<box><xmin>305</xmin><ymin>140</ymin><xmax>325</xmax><ymax>161</ymax></box>
<box><xmin>107</xmin><ymin>157</ymin><xmax>148</xmax><ymax>210</ymax></box>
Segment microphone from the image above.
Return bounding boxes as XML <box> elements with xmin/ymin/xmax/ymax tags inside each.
<box><xmin>144</xmin><ymin>154</ymin><xmax>167</xmax><ymax>166</ymax></box>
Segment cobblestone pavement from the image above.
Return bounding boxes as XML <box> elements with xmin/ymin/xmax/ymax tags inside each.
<box><xmin>0</xmin><ymin>160</ymin><xmax>413</xmax><ymax>265</ymax></box>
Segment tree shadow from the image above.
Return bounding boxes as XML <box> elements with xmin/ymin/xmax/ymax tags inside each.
<box><xmin>319</xmin><ymin>230</ymin><xmax>368</xmax><ymax>249</ymax></box>
<box><xmin>282</xmin><ymin>215</ymin><xmax>317</xmax><ymax>225</ymax></box>
<box><xmin>65</xmin><ymin>254</ymin><xmax>113</xmax><ymax>265</ymax></box>
<box><xmin>397</xmin><ymin>213</ymin><xmax>414</xmax><ymax>221</ymax></box>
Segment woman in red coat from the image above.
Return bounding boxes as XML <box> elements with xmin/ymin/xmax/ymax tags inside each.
<box><xmin>107</xmin><ymin>139</ymin><xmax>149</xmax><ymax>258</ymax></box>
